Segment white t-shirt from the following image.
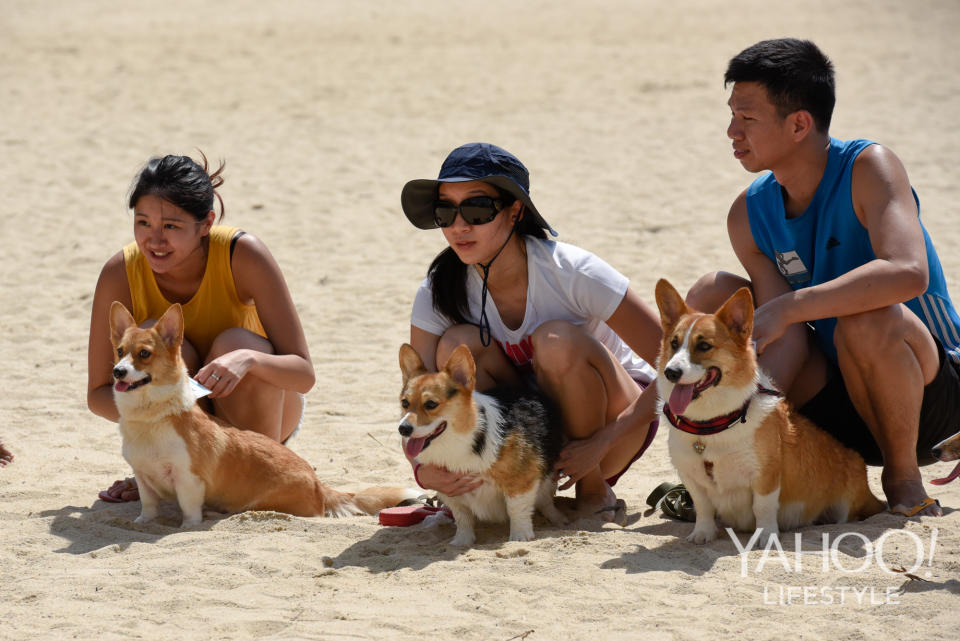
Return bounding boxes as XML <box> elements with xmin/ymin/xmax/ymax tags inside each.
<box><xmin>411</xmin><ymin>237</ymin><xmax>655</xmax><ymax>384</ymax></box>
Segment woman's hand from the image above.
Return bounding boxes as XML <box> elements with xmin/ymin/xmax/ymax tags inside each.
<box><xmin>415</xmin><ymin>463</ymin><xmax>483</xmax><ymax>497</ymax></box>
<box><xmin>196</xmin><ymin>349</ymin><xmax>257</xmax><ymax>398</ymax></box>
<box><xmin>554</xmin><ymin>433</ymin><xmax>610</xmax><ymax>491</ymax></box>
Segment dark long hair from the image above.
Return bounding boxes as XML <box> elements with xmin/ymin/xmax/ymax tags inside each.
<box><xmin>428</xmin><ymin>188</ymin><xmax>547</xmax><ymax>324</ymax></box>
<box><xmin>128</xmin><ymin>151</ymin><xmax>226</xmax><ymax>221</ymax></box>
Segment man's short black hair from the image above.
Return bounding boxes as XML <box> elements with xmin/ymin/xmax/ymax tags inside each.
<box><xmin>725</xmin><ymin>38</ymin><xmax>836</xmax><ymax>133</ymax></box>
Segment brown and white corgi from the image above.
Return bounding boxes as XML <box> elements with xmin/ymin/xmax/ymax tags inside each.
<box><xmin>653</xmin><ymin>280</ymin><xmax>884</xmax><ymax>544</ymax></box>
<box><xmin>397</xmin><ymin>343</ymin><xmax>566</xmax><ymax>547</ymax></box>
<box><xmin>109</xmin><ymin>301</ymin><xmax>416</xmax><ymax>527</ymax></box>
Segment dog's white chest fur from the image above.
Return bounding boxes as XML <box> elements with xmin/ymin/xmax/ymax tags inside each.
<box><xmin>668</xmin><ymin>424</ymin><xmax>763</xmax><ymax>530</ymax></box>
<box><xmin>662</xmin><ymin>371</ymin><xmax>781</xmax><ymax>533</ymax></box>
<box><xmin>415</xmin><ymin>398</ymin><xmax>510</xmax><ymax>522</ymax></box>
<box><xmin>120</xmin><ymin>418</ymin><xmax>198</xmax><ymax>502</ymax></box>
<box><xmin>408</xmin><ymin>391</ymin><xmax>564</xmax><ymax>546</ymax></box>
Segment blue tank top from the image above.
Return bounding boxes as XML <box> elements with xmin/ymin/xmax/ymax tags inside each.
<box><xmin>746</xmin><ymin>137</ymin><xmax>960</xmax><ymax>366</ymax></box>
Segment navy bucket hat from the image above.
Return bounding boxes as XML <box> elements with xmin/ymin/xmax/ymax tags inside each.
<box><xmin>401</xmin><ymin>142</ymin><xmax>558</xmax><ymax>236</ymax></box>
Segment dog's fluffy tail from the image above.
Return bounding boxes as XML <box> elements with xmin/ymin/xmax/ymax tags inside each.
<box><xmin>320</xmin><ymin>485</ymin><xmax>421</xmax><ymax>518</ymax></box>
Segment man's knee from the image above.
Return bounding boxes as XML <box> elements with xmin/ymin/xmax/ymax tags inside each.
<box><xmin>834</xmin><ymin>307</ymin><xmax>903</xmax><ymax>354</ymax></box>
<box><xmin>685</xmin><ymin>271</ymin><xmax>752</xmax><ymax>313</ymax></box>
<box><xmin>835</xmin><ymin>305</ymin><xmax>938</xmax><ymax>381</ymax></box>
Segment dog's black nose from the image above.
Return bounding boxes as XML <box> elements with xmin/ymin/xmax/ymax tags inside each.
<box><xmin>113</xmin><ymin>366</ymin><xmax>126</xmax><ymax>380</ymax></box>
<box><xmin>398</xmin><ymin>423</ymin><xmax>413</xmax><ymax>437</ymax></box>
<box><xmin>665</xmin><ymin>366</ymin><xmax>682</xmax><ymax>383</ymax></box>
<box><xmin>932</xmin><ymin>447</ymin><xmax>942</xmax><ymax>460</ymax></box>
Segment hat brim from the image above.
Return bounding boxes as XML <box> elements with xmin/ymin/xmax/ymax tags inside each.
<box><xmin>401</xmin><ymin>176</ymin><xmax>556</xmax><ymax>236</ymax></box>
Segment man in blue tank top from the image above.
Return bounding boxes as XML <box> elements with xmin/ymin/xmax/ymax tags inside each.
<box><xmin>688</xmin><ymin>38</ymin><xmax>960</xmax><ymax>518</ymax></box>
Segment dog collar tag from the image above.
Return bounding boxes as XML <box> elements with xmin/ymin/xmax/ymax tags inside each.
<box><xmin>693</xmin><ymin>440</ymin><xmax>705</xmax><ymax>455</ymax></box>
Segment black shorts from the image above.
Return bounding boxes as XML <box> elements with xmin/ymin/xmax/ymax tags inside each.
<box><xmin>797</xmin><ymin>337</ymin><xmax>960</xmax><ymax>466</ymax></box>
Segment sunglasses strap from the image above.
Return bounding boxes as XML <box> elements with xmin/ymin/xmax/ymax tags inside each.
<box><xmin>476</xmin><ymin>214</ymin><xmax>522</xmax><ymax>347</ymax></box>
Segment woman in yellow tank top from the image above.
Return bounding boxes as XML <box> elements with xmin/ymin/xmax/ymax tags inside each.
<box><xmin>87</xmin><ymin>153</ymin><xmax>315</xmax><ymax>502</ymax></box>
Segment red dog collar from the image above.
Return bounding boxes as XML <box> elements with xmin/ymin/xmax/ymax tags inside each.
<box><xmin>665</xmin><ymin>385</ymin><xmax>781</xmax><ymax>436</ymax></box>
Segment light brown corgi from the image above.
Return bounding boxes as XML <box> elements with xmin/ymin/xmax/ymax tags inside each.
<box><xmin>109</xmin><ymin>301</ymin><xmax>417</xmax><ymax>527</ymax></box>
<box><xmin>653</xmin><ymin>280</ymin><xmax>884</xmax><ymax>544</ymax></box>
<box><xmin>398</xmin><ymin>343</ymin><xmax>566</xmax><ymax>547</ymax></box>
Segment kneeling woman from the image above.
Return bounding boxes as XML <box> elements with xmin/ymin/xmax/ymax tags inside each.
<box><xmin>400</xmin><ymin>143</ymin><xmax>661</xmax><ymax>517</ymax></box>
<box><xmin>88</xmin><ymin>153</ymin><xmax>315</xmax><ymax>501</ymax></box>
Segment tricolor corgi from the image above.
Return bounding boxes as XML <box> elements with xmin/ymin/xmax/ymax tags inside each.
<box><xmin>109</xmin><ymin>301</ymin><xmax>416</xmax><ymax>527</ymax></box>
<box><xmin>653</xmin><ymin>280</ymin><xmax>884</xmax><ymax>544</ymax></box>
<box><xmin>397</xmin><ymin>343</ymin><xmax>566</xmax><ymax>547</ymax></box>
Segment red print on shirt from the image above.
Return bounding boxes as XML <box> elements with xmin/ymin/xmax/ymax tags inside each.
<box><xmin>496</xmin><ymin>336</ymin><xmax>534</xmax><ymax>367</ymax></box>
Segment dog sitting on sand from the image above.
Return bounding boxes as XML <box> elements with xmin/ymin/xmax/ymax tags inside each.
<box><xmin>397</xmin><ymin>343</ymin><xmax>566</xmax><ymax>546</ymax></box>
<box><xmin>110</xmin><ymin>301</ymin><xmax>416</xmax><ymax>527</ymax></box>
<box><xmin>653</xmin><ymin>279</ymin><xmax>884</xmax><ymax>543</ymax></box>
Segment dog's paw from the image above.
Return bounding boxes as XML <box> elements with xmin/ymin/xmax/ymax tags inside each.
<box><xmin>687</xmin><ymin>524</ymin><xmax>718</xmax><ymax>544</ymax></box>
<box><xmin>449</xmin><ymin>532</ymin><xmax>476</xmax><ymax>547</ymax></box>
<box><xmin>134</xmin><ymin>513</ymin><xmax>156</xmax><ymax>525</ymax></box>
<box><xmin>755</xmin><ymin>525</ymin><xmax>780</xmax><ymax>546</ymax></box>
<box><xmin>508</xmin><ymin>526</ymin><xmax>535</xmax><ymax>542</ymax></box>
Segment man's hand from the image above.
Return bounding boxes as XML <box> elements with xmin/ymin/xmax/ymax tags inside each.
<box><xmin>752</xmin><ymin>295</ymin><xmax>795</xmax><ymax>354</ymax></box>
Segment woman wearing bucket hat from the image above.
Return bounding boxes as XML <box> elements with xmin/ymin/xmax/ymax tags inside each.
<box><xmin>400</xmin><ymin>142</ymin><xmax>663</xmax><ymax>519</ymax></box>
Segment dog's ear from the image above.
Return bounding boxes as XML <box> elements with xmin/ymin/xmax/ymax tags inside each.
<box><xmin>443</xmin><ymin>344</ymin><xmax>476</xmax><ymax>391</ymax></box>
<box><xmin>399</xmin><ymin>344</ymin><xmax>427</xmax><ymax>386</ymax></box>
<box><xmin>155</xmin><ymin>304</ymin><xmax>185</xmax><ymax>350</ymax></box>
<box><xmin>654</xmin><ymin>279</ymin><xmax>689</xmax><ymax>330</ymax></box>
<box><xmin>109</xmin><ymin>301</ymin><xmax>136</xmax><ymax>347</ymax></box>
<box><xmin>715</xmin><ymin>287</ymin><xmax>754</xmax><ymax>343</ymax></box>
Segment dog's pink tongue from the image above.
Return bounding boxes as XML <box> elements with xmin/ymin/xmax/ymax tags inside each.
<box><xmin>930</xmin><ymin>461</ymin><xmax>960</xmax><ymax>485</ymax></box>
<box><xmin>404</xmin><ymin>437</ymin><xmax>427</xmax><ymax>458</ymax></box>
<box><xmin>668</xmin><ymin>384</ymin><xmax>696</xmax><ymax>415</ymax></box>
<box><xmin>114</xmin><ymin>381</ymin><xmax>130</xmax><ymax>393</ymax></box>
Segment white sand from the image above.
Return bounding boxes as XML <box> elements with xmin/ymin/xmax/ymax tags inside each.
<box><xmin>2</xmin><ymin>1</ymin><xmax>959</xmax><ymax>639</ymax></box>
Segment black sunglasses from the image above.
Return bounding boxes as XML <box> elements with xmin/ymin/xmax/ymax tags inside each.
<box><xmin>433</xmin><ymin>196</ymin><xmax>505</xmax><ymax>228</ymax></box>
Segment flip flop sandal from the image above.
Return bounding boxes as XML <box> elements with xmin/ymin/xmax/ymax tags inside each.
<box><xmin>378</xmin><ymin>504</ymin><xmax>453</xmax><ymax>527</ymax></box>
<box><xmin>646</xmin><ymin>482</ymin><xmax>697</xmax><ymax>522</ymax></box>
<box><xmin>596</xmin><ymin>498</ymin><xmax>628</xmax><ymax>526</ymax></box>
<box><xmin>889</xmin><ymin>497</ymin><xmax>940</xmax><ymax>517</ymax></box>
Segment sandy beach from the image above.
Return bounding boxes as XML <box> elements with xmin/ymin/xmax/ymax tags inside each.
<box><xmin>2</xmin><ymin>1</ymin><xmax>959</xmax><ymax>639</ymax></box>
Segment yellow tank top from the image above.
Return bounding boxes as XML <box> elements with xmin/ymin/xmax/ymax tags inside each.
<box><xmin>123</xmin><ymin>225</ymin><xmax>266</xmax><ymax>358</ymax></box>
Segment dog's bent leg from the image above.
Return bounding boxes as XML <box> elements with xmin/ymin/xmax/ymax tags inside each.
<box><xmin>134</xmin><ymin>477</ymin><xmax>160</xmax><ymax>524</ymax></box>
<box><xmin>685</xmin><ymin>480</ymin><xmax>719</xmax><ymax>544</ymax></box>
<box><xmin>175</xmin><ymin>474</ymin><xmax>206</xmax><ymax>528</ymax></box>
<box><xmin>446</xmin><ymin>502</ymin><xmax>477</xmax><ymax>547</ymax></box>
<box><xmin>752</xmin><ymin>487</ymin><xmax>781</xmax><ymax>544</ymax></box>
<box><xmin>535</xmin><ymin>480</ymin><xmax>567</xmax><ymax>526</ymax></box>
<box><xmin>505</xmin><ymin>488</ymin><xmax>539</xmax><ymax>542</ymax></box>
